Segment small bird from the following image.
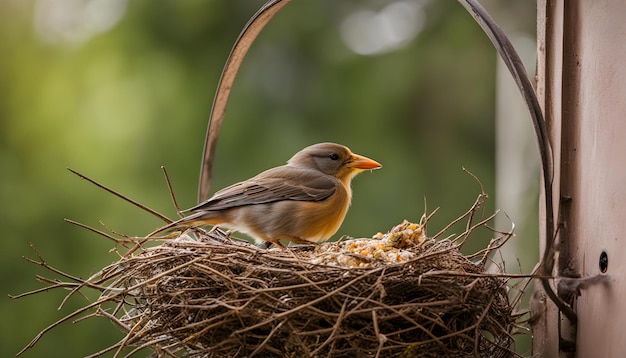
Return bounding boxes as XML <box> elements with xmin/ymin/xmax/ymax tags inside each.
<box><xmin>152</xmin><ymin>142</ymin><xmax>381</xmax><ymax>247</ymax></box>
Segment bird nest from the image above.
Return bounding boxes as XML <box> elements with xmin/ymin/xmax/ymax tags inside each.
<box><xmin>16</xmin><ymin>192</ymin><xmax>526</xmax><ymax>358</ymax></box>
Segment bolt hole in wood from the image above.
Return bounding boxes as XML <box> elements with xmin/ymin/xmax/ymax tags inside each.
<box><xmin>599</xmin><ymin>251</ymin><xmax>608</xmax><ymax>273</ymax></box>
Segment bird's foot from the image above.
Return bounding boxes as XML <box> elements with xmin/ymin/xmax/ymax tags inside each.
<box><xmin>264</xmin><ymin>240</ymin><xmax>286</xmax><ymax>249</ymax></box>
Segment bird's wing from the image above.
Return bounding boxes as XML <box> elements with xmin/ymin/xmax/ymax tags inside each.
<box><xmin>188</xmin><ymin>166</ymin><xmax>338</xmax><ymax>212</ymax></box>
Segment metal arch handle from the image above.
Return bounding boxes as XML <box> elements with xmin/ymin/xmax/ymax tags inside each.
<box><xmin>198</xmin><ymin>0</ymin><xmax>291</xmax><ymax>203</ymax></box>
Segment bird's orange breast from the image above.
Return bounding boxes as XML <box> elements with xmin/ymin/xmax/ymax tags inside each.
<box><xmin>291</xmin><ymin>182</ymin><xmax>351</xmax><ymax>242</ymax></box>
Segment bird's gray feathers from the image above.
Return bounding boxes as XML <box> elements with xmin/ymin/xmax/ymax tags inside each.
<box><xmin>188</xmin><ymin>166</ymin><xmax>338</xmax><ymax>212</ymax></box>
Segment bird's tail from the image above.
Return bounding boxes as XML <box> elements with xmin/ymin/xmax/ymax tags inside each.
<box><xmin>124</xmin><ymin>211</ymin><xmax>221</xmax><ymax>257</ymax></box>
<box><xmin>146</xmin><ymin>211</ymin><xmax>217</xmax><ymax>238</ymax></box>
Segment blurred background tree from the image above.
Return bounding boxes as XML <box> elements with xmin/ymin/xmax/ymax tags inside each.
<box><xmin>1</xmin><ymin>0</ymin><xmax>536</xmax><ymax>356</ymax></box>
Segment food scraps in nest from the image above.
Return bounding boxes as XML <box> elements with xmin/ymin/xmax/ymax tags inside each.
<box><xmin>311</xmin><ymin>220</ymin><xmax>425</xmax><ymax>267</ymax></box>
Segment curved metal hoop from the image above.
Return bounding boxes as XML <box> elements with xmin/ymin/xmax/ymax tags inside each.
<box><xmin>198</xmin><ymin>0</ymin><xmax>291</xmax><ymax>202</ymax></box>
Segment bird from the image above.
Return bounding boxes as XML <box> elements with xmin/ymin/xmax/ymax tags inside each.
<box><xmin>150</xmin><ymin>142</ymin><xmax>381</xmax><ymax>247</ymax></box>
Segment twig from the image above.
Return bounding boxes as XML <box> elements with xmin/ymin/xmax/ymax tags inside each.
<box><xmin>64</xmin><ymin>219</ymin><xmax>134</xmax><ymax>246</ymax></box>
<box><xmin>160</xmin><ymin>166</ymin><xmax>184</xmax><ymax>217</ymax></box>
<box><xmin>67</xmin><ymin>168</ymin><xmax>172</xmax><ymax>224</ymax></box>
<box><xmin>431</xmin><ymin>192</ymin><xmax>486</xmax><ymax>240</ymax></box>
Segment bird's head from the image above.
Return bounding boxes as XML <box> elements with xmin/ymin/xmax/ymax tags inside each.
<box><xmin>288</xmin><ymin>142</ymin><xmax>382</xmax><ymax>183</ymax></box>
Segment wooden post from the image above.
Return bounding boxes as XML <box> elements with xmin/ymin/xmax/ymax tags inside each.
<box><xmin>535</xmin><ymin>0</ymin><xmax>626</xmax><ymax>356</ymax></box>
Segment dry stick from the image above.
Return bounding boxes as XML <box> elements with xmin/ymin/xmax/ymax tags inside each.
<box><xmin>167</xmin><ymin>299</ymin><xmax>252</xmax><ymax>311</ymax></box>
<box><xmin>467</xmin><ymin>216</ymin><xmax>515</xmax><ymax>263</ymax></box>
<box><xmin>411</xmin><ymin>245</ymin><xmax>463</xmax><ymax>263</ymax></box>
<box><xmin>295</xmin><ymin>325</ymin><xmax>334</xmax><ymax>336</ymax></box>
<box><xmin>67</xmin><ymin>168</ymin><xmax>172</xmax><ymax>224</ymax></box>
<box><xmin>310</xmin><ymin>271</ymin><xmax>390</xmax><ymax>356</ymax></box>
<box><xmin>124</xmin><ymin>223</ymin><xmax>228</xmax><ymax>258</ymax></box>
<box><xmin>346</xmin><ymin>295</ymin><xmax>451</xmax><ymax>347</ymax></box>
<box><xmin>57</xmin><ymin>263</ymin><xmax>127</xmax><ymax>311</ymax></box>
<box><xmin>486</xmin><ymin>300</ymin><xmax>519</xmax><ymax>341</ymax></box>
<box><xmin>431</xmin><ymin>193</ymin><xmax>484</xmax><ymax>240</ymax></box>
<box><xmin>455</xmin><ymin>195</ymin><xmax>488</xmax><ymax>247</ymax></box>
<box><xmin>285</xmin><ymin>321</ymin><xmax>314</xmax><ymax>356</ymax></box>
<box><xmin>509</xmin><ymin>268</ymin><xmax>538</xmax><ymax>311</ymax></box>
<box><xmin>233</xmin><ymin>266</ymin><xmax>385</xmax><ymax>335</ymax></box>
<box><xmin>462</xmin><ymin>278</ymin><xmax>481</xmax><ymax>304</ymax></box>
<box><xmin>160</xmin><ymin>318</ymin><xmax>221</xmax><ymax>346</ymax></box>
<box><xmin>123</xmin><ymin>341</ymin><xmax>179</xmax><ymax>358</ymax></box>
<box><xmin>82</xmin><ymin>309</ymin><xmax>153</xmax><ymax>358</ymax></box>
<box><xmin>484</xmin><ymin>212</ymin><xmax>516</xmax><ymax>236</ymax></box>
<box><xmin>97</xmin><ymin>307</ymin><xmax>131</xmax><ymax>332</ymax></box>
<box><xmin>449</xmin><ymin>168</ymin><xmax>488</xmax><ymax>249</ymax></box>
<box><xmin>463</xmin><ymin>169</ymin><xmax>489</xmax><ymax>241</ymax></box>
<box><xmin>17</xmin><ymin>256</ymin><xmax>204</xmax><ymax>356</ymax></box>
<box><xmin>118</xmin><ymin>311</ymin><xmax>179</xmax><ymax>358</ymax></box>
<box><xmin>97</xmin><ymin>220</ymin><xmax>157</xmax><ymax>243</ymax></box>
<box><xmin>346</xmin><ymin>299</ymin><xmax>456</xmax><ymax>312</ymax></box>
<box><xmin>9</xmin><ymin>277</ymin><xmax>79</xmax><ymax>300</ymax></box>
<box><xmin>279</xmin><ymin>258</ymin><xmax>356</xmax><ymax>299</ymax></box>
<box><xmin>473</xmin><ymin>298</ymin><xmax>497</xmax><ymax>356</ymax></box>
<box><xmin>9</xmin><ymin>245</ymin><xmax>108</xmax><ymax>301</ymax></box>
<box><xmin>113</xmin><ymin>315</ymin><xmax>152</xmax><ymax>358</ymax></box>
<box><xmin>34</xmin><ymin>276</ymin><xmax>81</xmax><ymax>291</ymax></box>
<box><xmin>178</xmin><ymin>311</ymin><xmax>243</xmax><ymax>337</ymax></box>
<box><xmin>84</xmin><ymin>340</ymin><xmax>125</xmax><ymax>358</ymax></box>
<box><xmin>420</xmin><ymin>202</ymin><xmax>440</xmax><ymax>228</ymax></box>
<box><xmin>201</xmin><ymin>336</ymin><xmax>243</xmax><ymax>355</ymax></box>
<box><xmin>455</xmin><ymin>211</ymin><xmax>500</xmax><ymax>255</ymax></box>
<box><xmin>66</xmin><ymin>168</ymin><xmax>190</xmax><ymax>257</ymax></box>
<box><xmin>474</xmin><ymin>232</ymin><xmax>514</xmax><ymax>266</ymax></box>
<box><xmin>309</xmin><ymin>298</ymin><xmax>350</xmax><ymax>356</ymax></box>
<box><xmin>483</xmin><ymin>337</ymin><xmax>524</xmax><ymax>358</ymax></box>
<box><xmin>416</xmin><ymin>270</ymin><xmax>536</xmax><ymax>280</ymax></box>
<box><xmin>248</xmin><ymin>273</ymin><xmax>343</xmax><ymax>295</ymax></box>
<box><xmin>17</xmin><ymin>294</ymin><xmax>120</xmax><ymax>356</ymax></box>
<box><xmin>109</xmin><ymin>296</ymin><xmax>132</xmax><ymax>321</ymax></box>
<box><xmin>24</xmin><ymin>244</ymin><xmax>84</xmax><ymax>284</ymax></box>
<box><xmin>455</xmin><ymin>207</ymin><xmax>498</xmax><ymax>248</ymax></box>
<box><xmin>336</xmin><ymin>270</ymin><xmax>468</xmax><ymax>353</ymax></box>
<box><xmin>192</xmin><ymin>262</ymin><xmax>289</xmax><ymax>308</ymax></box>
<box><xmin>123</xmin><ymin>231</ymin><xmax>162</xmax><ymax>258</ymax></box>
<box><xmin>115</xmin><ymin>290</ymin><xmax>214</xmax><ymax>356</ymax></box>
<box><xmin>474</xmin><ymin>235</ymin><xmax>509</xmax><ymax>266</ymax></box>
<box><xmin>248</xmin><ymin>319</ymin><xmax>286</xmax><ymax>357</ymax></box>
<box><xmin>64</xmin><ymin>219</ymin><xmax>132</xmax><ymax>246</ymax></box>
<box><xmin>93</xmin><ymin>259</ymin><xmax>157</xmax><ymax>294</ymax></box>
<box><xmin>298</xmin><ymin>305</ymin><xmax>342</xmax><ymax>321</ymax></box>
<box><xmin>91</xmin><ymin>333</ymin><xmax>175</xmax><ymax>358</ymax></box>
<box><xmin>160</xmin><ymin>166</ymin><xmax>185</xmax><ymax>217</ymax></box>
<box><xmin>463</xmin><ymin>166</ymin><xmax>486</xmax><ymax>195</ymax></box>
<box><xmin>411</xmin><ymin>300</ymin><xmax>493</xmax><ymax>352</ymax></box>
<box><xmin>372</xmin><ymin>309</ymin><xmax>384</xmax><ymax>358</ymax></box>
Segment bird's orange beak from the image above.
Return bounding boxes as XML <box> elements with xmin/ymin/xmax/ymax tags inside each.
<box><xmin>348</xmin><ymin>154</ymin><xmax>382</xmax><ymax>170</ymax></box>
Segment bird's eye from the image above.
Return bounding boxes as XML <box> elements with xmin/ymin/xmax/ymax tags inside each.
<box><xmin>329</xmin><ymin>153</ymin><xmax>340</xmax><ymax>161</ymax></box>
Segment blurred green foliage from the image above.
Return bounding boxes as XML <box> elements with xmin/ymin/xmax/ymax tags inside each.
<box><xmin>1</xmin><ymin>0</ymin><xmax>535</xmax><ymax>356</ymax></box>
